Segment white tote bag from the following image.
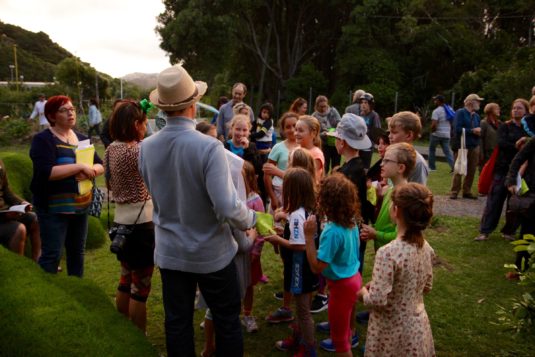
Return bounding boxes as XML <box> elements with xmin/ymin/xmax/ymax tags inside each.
<box><xmin>454</xmin><ymin>128</ymin><xmax>467</xmax><ymax>176</ymax></box>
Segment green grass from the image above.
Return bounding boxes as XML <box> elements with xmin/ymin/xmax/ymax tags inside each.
<box><xmin>0</xmin><ymin>248</ymin><xmax>158</xmax><ymax>357</ymax></box>
<box><xmin>2</xmin><ymin>144</ymin><xmax>532</xmax><ymax>356</ymax></box>
<box><xmin>83</xmin><ymin>215</ymin><xmax>534</xmax><ymax>356</ymax></box>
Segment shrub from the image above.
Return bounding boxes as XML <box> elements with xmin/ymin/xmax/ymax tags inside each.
<box><xmin>0</xmin><ymin>118</ymin><xmax>33</xmax><ymax>145</ymax></box>
<box><xmin>496</xmin><ymin>234</ymin><xmax>535</xmax><ymax>333</ymax></box>
<box><xmin>87</xmin><ymin>216</ymin><xmax>107</xmax><ymax>250</ymax></box>
<box><xmin>0</xmin><ymin>152</ymin><xmax>33</xmax><ymax>201</ymax></box>
<box><xmin>0</xmin><ymin>248</ymin><xmax>158</xmax><ymax>357</ymax></box>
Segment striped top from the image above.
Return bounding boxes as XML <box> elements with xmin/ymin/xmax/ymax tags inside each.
<box><xmin>30</xmin><ymin>129</ymin><xmax>102</xmax><ymax>213</ymax></box>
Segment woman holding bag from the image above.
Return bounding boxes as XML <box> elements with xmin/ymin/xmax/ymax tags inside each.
<box><xmin>105</xmin><ymin>99</ymin><xmax>155</xmax><ymax>332</ymax></box>
<box><xmin>475</xmin><ymin>98</ymin><xmax>529</xmax><ymax>241</ymax></box>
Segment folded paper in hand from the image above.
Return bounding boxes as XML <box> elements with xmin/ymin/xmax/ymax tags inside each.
<box><xmin>75</xmin><ymin>140</ymin><xmax>95</xmax><ymax>195</ymax></box>
<box><xmin>256</xmin><ymin>212</ymin><xmax>275</xmax><ymax>236</ymax></box>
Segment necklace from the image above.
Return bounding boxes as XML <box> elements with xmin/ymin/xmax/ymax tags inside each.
<box><xmin>50</xmin><ymin>127</ymin><xmax>73</xmax><ymax>144</ymax></box>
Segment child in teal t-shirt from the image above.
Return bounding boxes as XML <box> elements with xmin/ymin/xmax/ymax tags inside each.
<box><xmin>304</xmin><ymin>173</ymin><xmax>361</xmax><ymax>354</ymax></box>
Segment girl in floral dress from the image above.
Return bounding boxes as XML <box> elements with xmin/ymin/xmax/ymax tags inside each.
<box><xmin>357</xmin><ymin>183</ymin><xmax>436</xmax><ymax>357</ymax></box>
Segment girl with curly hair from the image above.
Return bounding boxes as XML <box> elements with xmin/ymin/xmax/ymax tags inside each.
<box><xmin>304</xmin><ymin>173</ymin><xmax>362</xmax><ymax>356</ymax></box>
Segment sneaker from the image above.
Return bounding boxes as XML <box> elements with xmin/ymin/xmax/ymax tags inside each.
<box><xmin>316</xmin><ymin>321</ymin><xmax>330</xmax><ymax>333</ymax></box>
<box><xmin>502</xmin><ymin>233</ymin><xmax>516</xmax><ymax>242</ymax></box>
<box><xmin>474</xmin><ymin>234</ymin><xmax>489</xmax><ymax>241</ymax></box>
<box><xmin>274</xmin><ymin>291</ymin><xmax>284</xmax><ymax>301</ymax></box>
<box><xmin>319</xmin><ymin>334</ymin><xmax>359</xmax><ymax>352</ymax></box>
<box><xmin>260</xmin><ymin>275</ymin><xmax>269</xmax><ymax>283</ymax></box>
<box><xmin>275</xmin><ymin>336</ymin><xmax>297</xmax><ymax>351</ymax></box>
<box><xmin>310</xmin><ymin>294</ymin><xmax>328</xmax><ymax>314</ymax></box>
<box><xmin>266</xmin><ymin>307</ymin><xmax>294</xmax><ymax>324</ymax></box>
<box><xmin>242</xmin><ymin>315</ymin><xmax>259</xmax><ymax>333</ymax></box>
<box><xmin>356</xmin><ymin>310</ymin><xmax>369</xmax><ymax>325</ymax></box>
<box><xmin>449</xmin><ymin>193</ymin><xmax>458</xmax><ymax>199</ymax></box>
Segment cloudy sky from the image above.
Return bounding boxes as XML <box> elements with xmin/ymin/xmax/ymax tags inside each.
<box><xmin>1</xmin><ymin>0</ymin><xmax>171</xmax><ymax>78</ymax></box>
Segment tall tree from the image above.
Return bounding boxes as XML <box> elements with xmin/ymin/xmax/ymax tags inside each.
<box><xmin>156</xmin><ymin>0</ymin><xmax>352</xmax><ymax>108</ymax></box>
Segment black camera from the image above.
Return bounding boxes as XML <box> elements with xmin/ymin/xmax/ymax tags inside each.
<box><xmin>109</xmin><ymin>224</ymin><xmax>132</xmax><ymax>255</ymax></box>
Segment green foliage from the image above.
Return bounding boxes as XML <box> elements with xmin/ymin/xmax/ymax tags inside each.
<box><xmin>0</xmin><ymin>248</ymin><xmax>159</xmax><ymax>357</ymax></box>
<box><xmin>0</xmin><ymin>21</ymin><xmax>72</xmax><ymax>81</ymax></box>
<box><xmin>497</xmin><ymin>234</ymin><xmax>535</xmax><ymax>333</ymax></box>
<box><xmin>0</xmin><ymin>152</ymin><xmax>32</xmax><ymax>201</ymax></box>
<box><xmin>87</xmin><ymin>216</ymin><xmax>107</xmax><ymax>250</ymax></box>
<box><xmin>0</xmin><ymin>117</ymin><xmax>32</xmax><ymax>145</ymax></box>
<box><xmin>55</xmin><ymin>57</ymin><xmax>110</xmax><ymax>100</ymax></box>
<box><xmin>284</xmin><ymin>63</ymin><xmax>328</xmax><ymax>108</ymax></box>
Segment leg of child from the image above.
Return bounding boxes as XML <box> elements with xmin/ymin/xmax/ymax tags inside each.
<box><xmin>328</xmin><ymin>275</ymin><xmax>362</xmax><ymax>356</ymax></box>
<box><xmin>243</xmin><ymin>285</ymin><xmax>253</xmax><ymax>316</ymax></box>
<box><xmin>294</xmin><ymin>293</ymin><xmax>315</xmax><ymax>347</ymax></box>
<box><xmin>201</xmin><ymin>309</ymin><xmax>215</xmax><ymax>357</ymax></box>
<box><xmin>283</xmin><ymin>290</ymin><xmax>292</xmax><ymax>309</ymax></box>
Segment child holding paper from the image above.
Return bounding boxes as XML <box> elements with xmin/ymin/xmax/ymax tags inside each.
<box><xmin>265</xmin><ymin>167</ymin><xmax>318</xmax><ymax>355</ymax></box>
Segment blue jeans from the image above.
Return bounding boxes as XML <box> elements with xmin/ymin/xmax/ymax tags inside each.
<box><xmin>428</xmin><ymin>135</ymin><xmax>454</xmax><ymax>170</ymax></box>
<box><xmin>37</xmin><ymin>210</ymin><xmax>88</xmax><ymax>277</ymax></box>
<box><xmin>160</xmin><ymin>261</ymin><xmax>243</xmax><ymax>357</ymax></box>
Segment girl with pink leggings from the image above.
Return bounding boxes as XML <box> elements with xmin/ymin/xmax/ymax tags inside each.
<box><xmin>304</xmin><ymin>173</ymin><xmax>362</xmax><ymax>356</ymax></box>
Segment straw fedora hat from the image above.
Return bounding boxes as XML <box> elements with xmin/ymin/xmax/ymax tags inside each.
<box><xmin>149</xmin><ymin>65</ymin><xmax>207</xmax><ymax>111</ymax></box>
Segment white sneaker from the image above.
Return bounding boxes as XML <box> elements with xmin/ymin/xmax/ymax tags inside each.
<box><xmin>242</xmin><ymin>315</ymin><xmax>259</xmax><ymax>333</ymax></box>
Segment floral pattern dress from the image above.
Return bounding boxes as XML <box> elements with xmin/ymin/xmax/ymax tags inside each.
<box><xmin>363</xmin><ymin>238</ymin><xmax>436</xmax><ymax>357</ymax></box>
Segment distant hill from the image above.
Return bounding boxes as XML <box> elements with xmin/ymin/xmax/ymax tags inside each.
<box><xmin>122</xmin><ymin>72</ymin><xmax>158</xmax><ymax>90</ymax></box>
<box><xmin>0</xmin><ymin>21</ymin><xmax>73</xmax><ymax>82</ymax></box>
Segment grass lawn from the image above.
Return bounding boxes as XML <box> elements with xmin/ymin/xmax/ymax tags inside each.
<box><xmin>84</xmin><ymin>215</ymin><xmax>534</xmax><ymax>356</ymax></box>
<box><xmin>1</xmin><ymin>143</ymin><xmax>530</xmax><ymax>356</ymax></box>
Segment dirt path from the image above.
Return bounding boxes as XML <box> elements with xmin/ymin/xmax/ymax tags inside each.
<box><xmin>433</xmin><ymin>195</ymin><xmax>487</xmax><ymax>218</ymax></box>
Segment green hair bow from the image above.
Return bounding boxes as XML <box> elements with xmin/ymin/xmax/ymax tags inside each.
<box><xmin>139</xmin><ymin>99</ymin><xmax>154</xmax><ymax>114</ymax></box>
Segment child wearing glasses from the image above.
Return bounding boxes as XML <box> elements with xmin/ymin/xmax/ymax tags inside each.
<box><xmin>360</xmin><ymin>143</ymin><xmax>416</xmax><ymax>251</ymax></box>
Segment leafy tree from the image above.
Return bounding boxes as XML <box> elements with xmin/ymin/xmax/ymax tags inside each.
<box><xmin>55</xmin><ymin>58</ymin><xmax>110</xmax><ymax>104</ymax></box>
<box><xmin>156</xmin><ymin>0</ymin><xmax>352</xmax><ymax>112</ymax></box>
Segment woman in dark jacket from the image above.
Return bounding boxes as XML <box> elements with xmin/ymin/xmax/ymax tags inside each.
<box><xmin>475</xmin><ymin>99</ymin><xmax>528</xmax><ymax>241</ymax></box>
<box><xmin>30</xmin><ymin>95</ymin><xmax>104</xmax><ymax>277</ymax></box>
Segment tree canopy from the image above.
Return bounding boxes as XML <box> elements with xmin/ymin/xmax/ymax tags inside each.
<box><xmin>157</xmin><ymin>0</ymin><xmax>535</xmax><ymax>116</ymax></box>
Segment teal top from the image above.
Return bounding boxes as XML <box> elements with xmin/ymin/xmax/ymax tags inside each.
<box><xmin>317</xmin><ymin>222</ymin><xmax>360</xmax><ymax>280</ymax></box>
<box><xmin>373</xmin><ymin>186</ymin><xmax>397</xmax><ymax>251</ymax></box>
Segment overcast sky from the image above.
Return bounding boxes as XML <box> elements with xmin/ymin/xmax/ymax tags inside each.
<box><xmin>1</xmin><ymin>0</ymin><xmax>171</xmax><ymax>78</ymax></box>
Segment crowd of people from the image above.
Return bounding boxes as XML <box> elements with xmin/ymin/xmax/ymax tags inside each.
<box><xmin>1</xmin><ymin>64</ymin><xmax>535</xmax><ymax>357</ymax></box>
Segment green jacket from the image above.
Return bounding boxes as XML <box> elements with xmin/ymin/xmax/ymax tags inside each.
<box><xmin>373</xmin><ymin>186</ymin><xmax>397</xmax><ymax>251</ymax></box>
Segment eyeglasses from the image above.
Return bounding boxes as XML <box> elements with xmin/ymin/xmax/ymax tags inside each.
<box><xmin>382</xmin><ymin>158</ymin><xmax>399</xmax><ymax>165</ymax></box>
<box><xmin>57</xmin><ymin>107</ymin><xmax>76</xmax><ymax>114</ymax></box>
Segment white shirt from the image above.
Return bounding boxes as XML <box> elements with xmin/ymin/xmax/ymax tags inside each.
<box><xmin>431</xmin><ymin>106</ymin><xmax>451</xmax><ymax>139</ymax></box>
<box><xmin>30</xmin><ymin>100</ymin><xmax>47</xmax><ymax>126</ymax></box>
<box><xmin>289</xmin><ymin>207</ymin><xmax>306</xmax><ymax>245</ymax></box>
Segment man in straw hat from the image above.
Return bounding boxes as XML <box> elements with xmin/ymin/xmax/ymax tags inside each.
<box><xmin>140</xmin><ymin>65</ymin><xmax>256</xmax><ymax>357</ymax></box>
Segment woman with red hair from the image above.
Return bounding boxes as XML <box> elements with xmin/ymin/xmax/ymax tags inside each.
<box><xmin>30</xmin><ymin>95</ymin><xmax>104</xmax><ymax>277</ymax></box>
